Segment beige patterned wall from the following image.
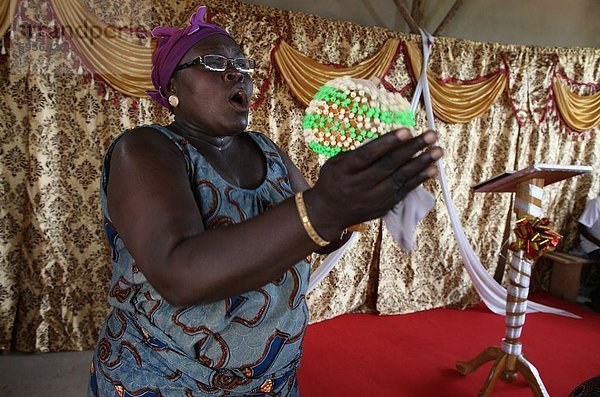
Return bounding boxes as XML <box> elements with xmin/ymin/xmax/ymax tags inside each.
<box><xmin>0</xmin><ymin>0</ymin><xmax>598</xmax><ymax>352</ymax></box>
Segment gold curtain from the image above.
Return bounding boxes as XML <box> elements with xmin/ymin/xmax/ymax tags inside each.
<box><xmin>0</xmin><ymin>0</ymin><xmax>17</xmax><ymax>38</ymax></box>
<box><xmin>40</xmin><ymin>0</ymin><xmax>600</xmax><ymax>132</ymax></box>
<box><xmin>273</xmin><ymin>39</ymin><xmax>400</xmax><ymax>106</ymax></box>
<box><xmin>1</xmin><ymin>0</ymin><xmax>598</xmax><ymax>352</ymax></box>
<box><xmin>49</xmin><ymin>0</ymin><xmax>154</xmax><ymax>97</ymax></box>
<box><xmin>553</xmin><ymin>77</ymin><xmax>600</xmax><ymax>132</ymax></box>
<box><xmin>404</xmin><ymin>41</ymin><xmax>508</xmax><ymax>123</ymax></box>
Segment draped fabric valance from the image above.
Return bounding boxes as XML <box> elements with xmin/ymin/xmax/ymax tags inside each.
<box><xmin>0</xmin><ymin>0</ymin><xmax>17</xmax><ymax>38</ymax></box>
<box><xmin>553</xmin><ymin>77</ymin><xmax>600</xmax><ymax>132</ymax></box>
<box><xmin>49</xmin><ymin>0</ymin><xmax>155</xmax><ymax>97</ymax></box>
<box><xmin>31</xmin><ymin>0</ymin><xmax>600</xmax><ymax>133</ymax></box>
<box><xmin>403</xmin><ymin>41</ymin><xmax>508</xmax><ymax>124</ymax></box>
<box><xmin>272</xmin><ymin>39</ymin><xmax>401</xmax><ymax>106</ymax></box>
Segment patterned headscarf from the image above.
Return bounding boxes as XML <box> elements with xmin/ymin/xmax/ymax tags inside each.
<box><xmin>146</xmin><ymin>6</ymin><xmax>233</xmax><ymax>111</ymax></box>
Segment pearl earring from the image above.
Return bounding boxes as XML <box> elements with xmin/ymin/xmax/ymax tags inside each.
<box><xmin>168</xmin><ymin>95</ymin><xmax>179</xmax><ymax>108</ymax></box>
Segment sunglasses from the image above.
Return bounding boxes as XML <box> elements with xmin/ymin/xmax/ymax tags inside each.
<box><xmin>174</xmin><ymin>54</ymin><xmax>256</xmax><ymax>73</ymax></box>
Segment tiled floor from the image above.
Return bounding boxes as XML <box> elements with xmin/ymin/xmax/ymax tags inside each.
<box><xmin>0</xmin><ymin>350</ymin><xmax>93</xmax><ymax>397</ymax></box>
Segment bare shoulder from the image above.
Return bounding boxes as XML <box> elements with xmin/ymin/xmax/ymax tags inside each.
<box><xmin>113</xmin><ymin>126</ymin><xmax>179</xmax><ymax>157</ymax></box>
<box><xmin>106</xmin><ymin>125</ymin><xmax>189</xmax><ymax>196</ymax></box>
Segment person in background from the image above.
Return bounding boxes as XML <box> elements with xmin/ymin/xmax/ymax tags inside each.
<box><xmin>87</xmin><ymin>5</ymin><xmax>443</xmax><ymax>396</ymax></box>
<box><xmin>578</xmin><ymin>194</ymin><xmax>600</xmax><ymax>312</ymax></box>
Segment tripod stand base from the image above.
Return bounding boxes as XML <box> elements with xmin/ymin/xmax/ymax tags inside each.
<box><xmin>456</xmin><ymin>346</ymin><xmax>549</xmax><ymax>397</ymax></box>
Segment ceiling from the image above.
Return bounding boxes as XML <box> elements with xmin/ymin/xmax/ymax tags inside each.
<box><xmin>240</xmin><ymin>0</ymin><xmax>600</xmax><ymax>48</ymax></box>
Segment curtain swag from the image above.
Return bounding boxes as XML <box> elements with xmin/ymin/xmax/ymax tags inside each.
<box><xmin>272</xmin><ymin>38</ymin><xmax>401</xmax><ymax>106</ymax></box>
<box><xmin>553</xmin><ymin>76</ymin><xmax>600</xmax><ymax>132</ymax></box>
<box><xmin>0</xmin><ymin>0</ymin><xmax>17</xmax><ymax>38</ymax></box>
<box><xmin>404</xmin><ymin>41</ymin><xmax>508</xmax><ymax>124</ymax></box>
<box><xmin>42</xmin><ymin>0</ymin><xmax>600</xmax><ymax>132</ymax></box>
<box><xmin>49</xmin><ymin>0</ymin><xmax>155</xmax><ymax>98</ymax></box>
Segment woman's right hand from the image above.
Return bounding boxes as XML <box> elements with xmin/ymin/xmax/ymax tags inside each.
<box><xmin>304</xmin><ymin>128</ymin><xmax>443</xmax><ymax>240</ymax></box>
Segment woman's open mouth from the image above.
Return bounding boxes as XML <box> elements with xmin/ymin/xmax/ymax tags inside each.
<box><xmin>229</xmin><ymin>89</ymin><xmax>249</xmax><ymax>111</ymax></box>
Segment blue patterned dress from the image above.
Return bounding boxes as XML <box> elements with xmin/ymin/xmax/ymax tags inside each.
<box><xmin>89</xmin><ymin>125</ymin><xmax>310</xmax><ymax>396</ymax></box>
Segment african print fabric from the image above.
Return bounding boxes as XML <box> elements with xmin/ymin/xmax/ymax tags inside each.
<box><xmin>89</xmin><ymin>125</ymin><xmax>309</xmax><ymax>396</ymax></box>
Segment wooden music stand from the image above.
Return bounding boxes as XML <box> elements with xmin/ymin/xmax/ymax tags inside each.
<box><xmin>456</xmin><ymin>164</ymin><xmax>592</xmax><ymax>397</ymax></box>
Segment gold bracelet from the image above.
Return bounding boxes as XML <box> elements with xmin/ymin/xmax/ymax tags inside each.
<box><xmin>295</xmin><ymin>192</ymin><xmax>330</xmax><ymax>247</ymax></box>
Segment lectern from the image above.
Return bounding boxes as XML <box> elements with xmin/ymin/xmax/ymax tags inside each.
<box><xmin>456</xmin><ymin>164</ymin><xmax>592</xmax><ymax>397</ymax></box>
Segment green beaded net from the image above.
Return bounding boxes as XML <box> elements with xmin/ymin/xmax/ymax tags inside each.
<box><xmin>303</xmin><ymin>76</ymin><xmax>415</xmax><ymax>157</ymax></box>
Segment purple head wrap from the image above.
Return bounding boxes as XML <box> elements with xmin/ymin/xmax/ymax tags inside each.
<box><xmin>146</xmin><ymin>6</ymin><xmax>233</xmax><ymax>111</ymax></box>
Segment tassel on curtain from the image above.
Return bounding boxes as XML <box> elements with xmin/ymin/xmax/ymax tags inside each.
<box><xmin>553</xmin><ymin>77</ymin><xmax>600</xmax><ymax>132</ymax></box>
<box><xmin>273</xmin><ymin>39</ymin><xmax>401</xmax><ymax>106</ymax></box>
<box><xmin>404</xmin><ymin>41</ymin><xmax>508</xmax><ymax>124</ymax></box>
<box><xmin>49</xmin><ymin>0</ymin><xmax>154</xmax><ymax>97</ymax></box>
<box><xmin>0</xmin><ymin>0</ymin><xmax>17</xmax><ymax>38</ymax></box>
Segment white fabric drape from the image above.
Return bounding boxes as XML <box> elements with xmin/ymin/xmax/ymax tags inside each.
<box><xmin>413</xmin><ymin>29</ymin><xmax>578</xmax><ymax>319</ymax></box>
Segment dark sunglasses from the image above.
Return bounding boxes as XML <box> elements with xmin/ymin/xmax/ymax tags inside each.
<box><xmin>174</xmin><ymin>54</ymin><xmax>256</xmax><ymax>73</ymax></box>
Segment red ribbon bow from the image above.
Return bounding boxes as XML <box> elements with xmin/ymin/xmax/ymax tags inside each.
<box><xmin>512</xmin><ymin>217</ymin><xmax>562</xmax><ymax>260</ymax></box>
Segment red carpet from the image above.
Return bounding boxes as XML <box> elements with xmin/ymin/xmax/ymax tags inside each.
<box><xmin>298</xmin><ymin>293</ymin><xmax>600</xmax><ymax>396</ymax></box>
